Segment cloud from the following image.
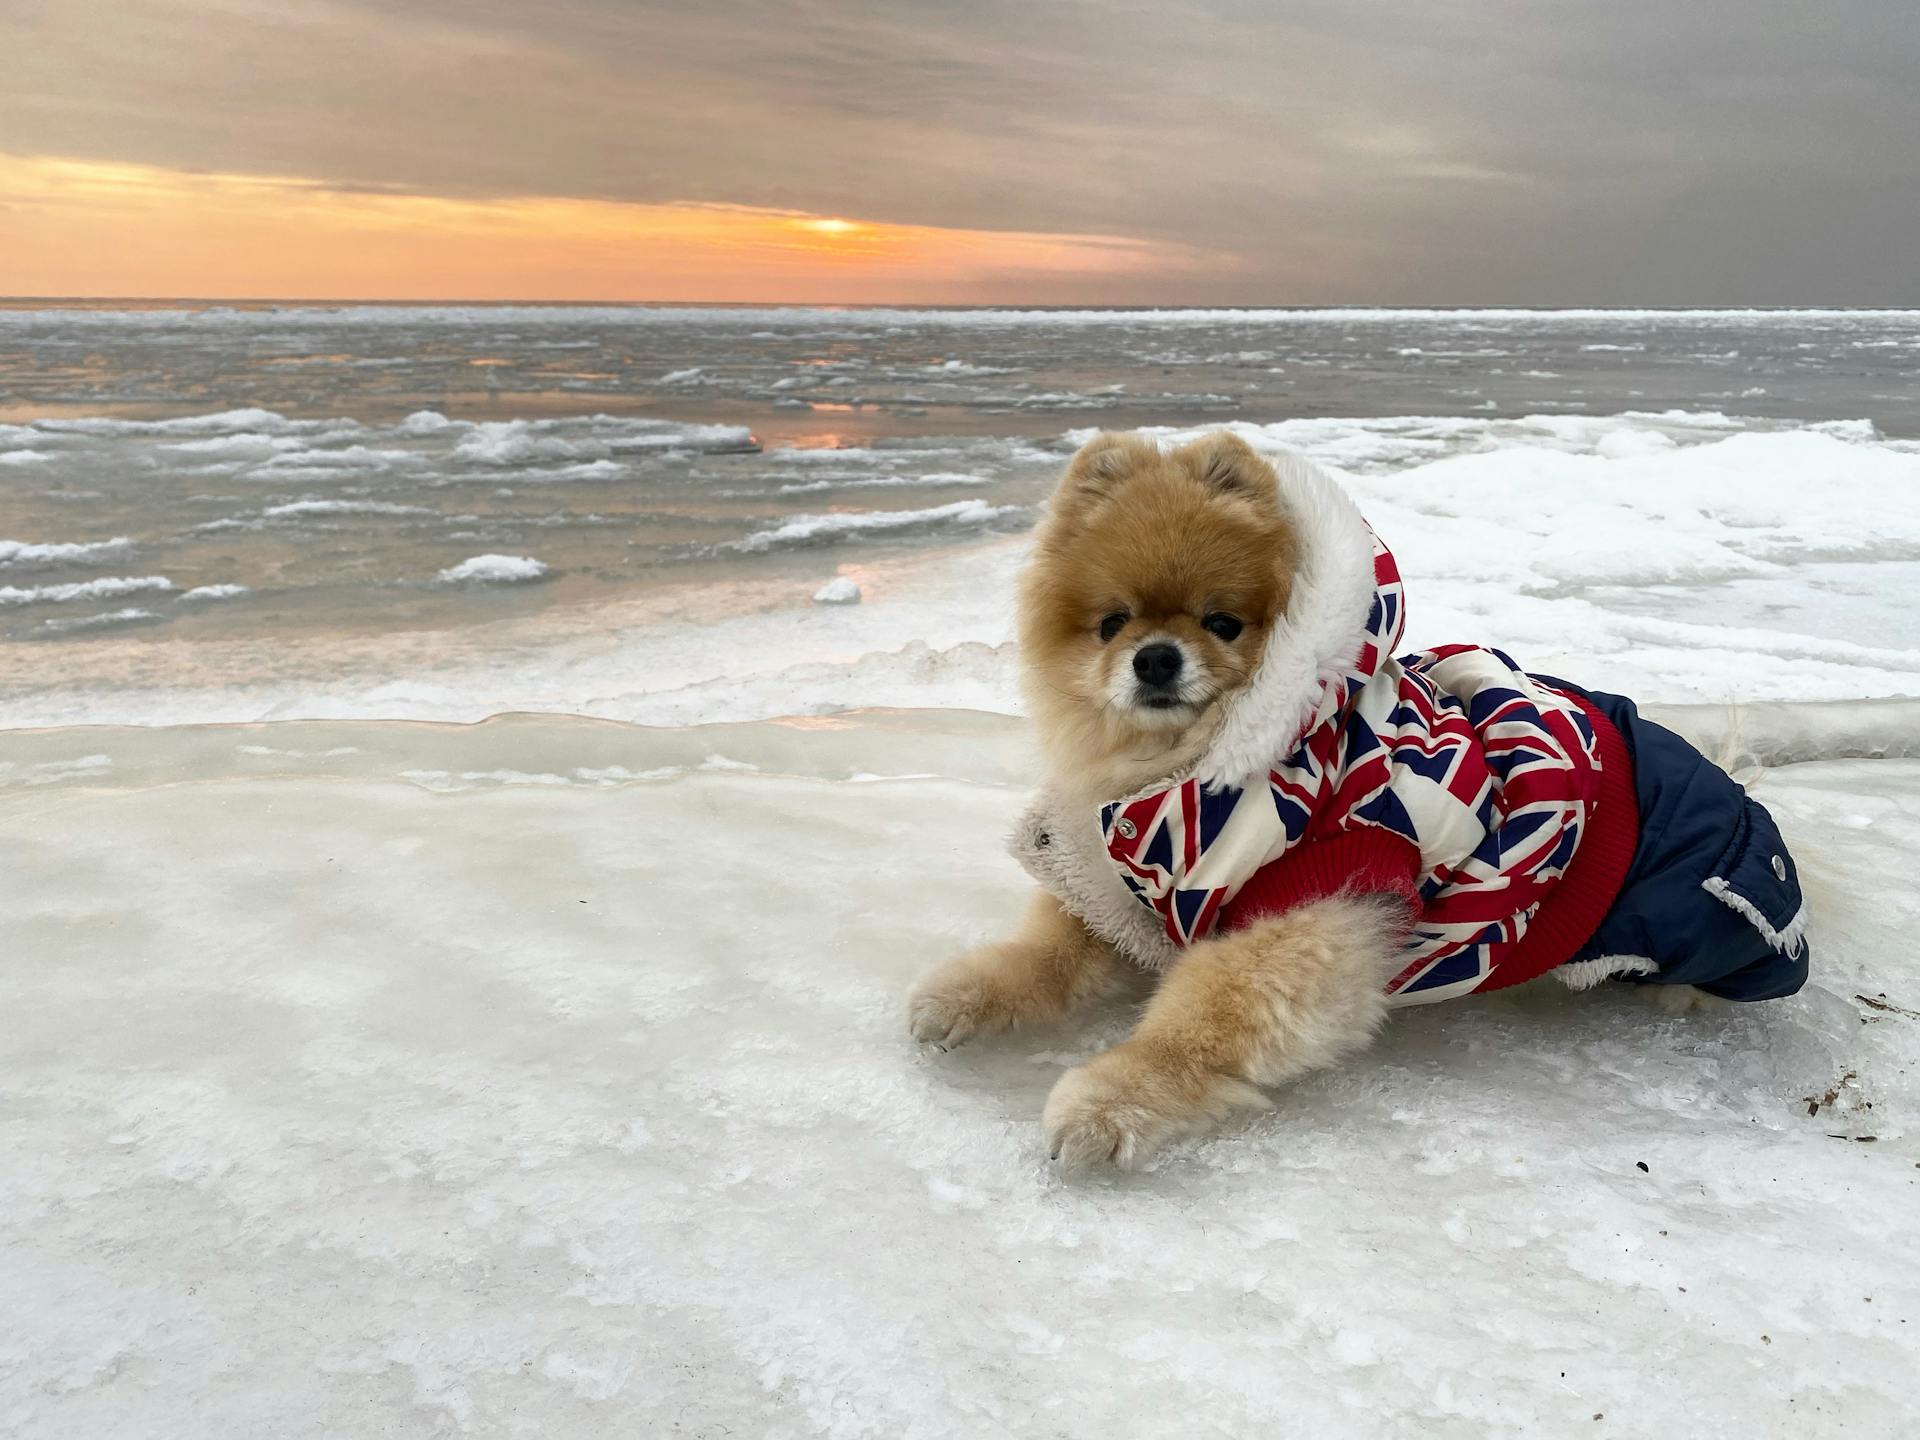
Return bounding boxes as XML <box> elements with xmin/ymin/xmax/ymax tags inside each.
<box><xmin>2</xmin><ymin>0</ymin><xmax>1916</xmax><ymax>301</ymax></box>
<box><xmin>0</xmin><ymin>153</ymin><xmax>1232</xmax><ymax>301</ymax></box>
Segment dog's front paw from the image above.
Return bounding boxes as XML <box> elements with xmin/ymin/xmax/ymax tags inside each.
<box><xmin>907</xmin><ymin>956</ymin><xmax>1017</xmax><ymax>1050</ymax></box>
<box><xmin>1041</xmin><ymin>1045</ymin><xmax>1268</xmax><ymax>1171</ymax></box>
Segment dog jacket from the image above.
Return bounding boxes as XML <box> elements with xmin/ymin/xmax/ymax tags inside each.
<box><xmin>1010</xmin><ymin>449</ymin><xmax>1809</xmax><ymax>1005</ymax></box>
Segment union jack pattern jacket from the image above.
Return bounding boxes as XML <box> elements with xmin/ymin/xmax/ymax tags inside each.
<box><xmin>1011</xmin><ymin>448</ymin><xmax>1640</xmax><ymax>1005</ymax></box>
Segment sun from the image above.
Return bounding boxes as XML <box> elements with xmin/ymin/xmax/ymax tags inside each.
<box><xmin>784</xmin><ymin>214</ymin><xmax>878</xmax><ymax>260</ymax></box>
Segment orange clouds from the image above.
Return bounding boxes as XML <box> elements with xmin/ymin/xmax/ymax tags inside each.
<box><xmin>0</xmin><ymin>154</ymin><xmax>1230</xmax><ymax>302</ymax></box>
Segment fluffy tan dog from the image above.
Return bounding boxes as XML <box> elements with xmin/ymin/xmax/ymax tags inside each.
<box><xmin>909</xmin><ymin>429</ymin><xmax>1813</xmax><ymax>1170</ymax></box>
<box><xmin>908</xmin><ymin>431</ymin><xmax>1409</xmax><ymax>1169</ymax></box>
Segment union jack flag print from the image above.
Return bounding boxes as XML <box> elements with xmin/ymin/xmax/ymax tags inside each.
<box><xmin>1098</xmin><ymin>532</ymin><xmax>1608</xmax><ymax>1006</ymax></box>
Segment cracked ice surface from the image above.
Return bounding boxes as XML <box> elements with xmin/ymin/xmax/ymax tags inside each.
<box><xmin>2</xmin><ymin>712</ymin><xmax>1917</xmax><ymax>1437</ymax></box>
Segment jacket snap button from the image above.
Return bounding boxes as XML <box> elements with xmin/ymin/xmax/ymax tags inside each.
<box><xmin>1771</xmin><ymin>854</ymin><xmax>1787</xmax><ymax>881</ymax></box>
<box><xmin>1115</xmin><ymin>818</ymin><xmax>1137</xmax><ymax>839</ymax></box>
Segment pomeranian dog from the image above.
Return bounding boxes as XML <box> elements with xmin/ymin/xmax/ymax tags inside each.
<box><xmin>909</xmin><ymin>430</ymin><xmax>1811</xmax><ymax>1170</ymax></box>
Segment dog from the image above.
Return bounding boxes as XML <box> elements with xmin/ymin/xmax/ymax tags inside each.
<box><xmin>909</xmin><ymin>430</ymin><xmax>1811</xmax><ymax>1170</ymax></box>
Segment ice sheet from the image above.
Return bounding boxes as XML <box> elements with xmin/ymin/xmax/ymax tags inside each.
<box><xmin>2</xmin><ymin>709</ymin><xmax>1916</xmax><ymax>1437</ymax></box>
<box><xmin>12</xmin><ymin>408</ymin><xmax>1920</xmax><ymax>727</ymax></box>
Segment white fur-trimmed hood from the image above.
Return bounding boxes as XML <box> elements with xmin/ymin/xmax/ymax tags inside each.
<box><xmin>1009</xmin><ymin>445</ymin><xmax>1386</xmax><ymax>968</ymax></box>
<box><xmin>1192</xmin><ymin>448</ymin><xmax>1383</xmax><ymax>792</ymax></box>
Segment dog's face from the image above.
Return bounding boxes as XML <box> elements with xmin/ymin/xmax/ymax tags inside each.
<box><xmin>1018</xmin><ymin>431</ymin><xmax>1298</xmax><ymax>788</ymax></box>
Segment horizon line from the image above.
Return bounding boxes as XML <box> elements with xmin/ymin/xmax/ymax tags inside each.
<box><xmin>4</xmin><ymin>295</ymin><xmax>1919</xmax><ymax>313</ymax></box>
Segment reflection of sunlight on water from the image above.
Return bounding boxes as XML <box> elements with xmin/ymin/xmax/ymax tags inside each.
<box><xmin>754</xmin><ymin>411</ymin><xmax>903</xmax><ymax>449</ymax></box>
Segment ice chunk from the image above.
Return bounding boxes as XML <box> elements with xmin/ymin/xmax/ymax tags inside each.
<box><xmin>733</xmin><ymin>499</ymin><xmax>1021</xmax><ymax>552</ymax></box>
<box><xmin>397</xmin><ymin>409</ymin><xmax>464</xmax><ymax>434</ymax></box>
<box><xmin>39</xmin><ymin>607</ymin><xmax>160</xmax><ymax>633</ymax></box>
<box><xmin>0</xmin><ymin>537</ymin><xmax>134</xmax><ymax>569</ymax></box>
<box><xmin>452</xmin><ymin>421</ymin><xmax>595</xmax><ymax>466</ymax></box>
<box><xmin>0</xmin><ymin>575</ymin><xmax>173</xmax><ymax>605</ymax></box>
<box><xmin>34</xmin><ymin>407</ymin><xmax>301</xmax><ymax>436</ymax></box>
<box><xmin>813</xmin><ymin>576</ymin><xmax>862</xmax><ymax>605</ymax></box>
<box><xmin>436</xmin><ymin>554</ymin><xmax>549</xmax><ymax>584</ymax></box>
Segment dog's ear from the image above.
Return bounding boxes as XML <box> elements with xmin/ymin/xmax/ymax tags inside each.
<box><xmin>1178</xmin><ymin>432</ymin><xmax>1276</xmax><ymax>505</ymax></box>
<box><xmin>1054</xmin><ymin>431</ymin><xmax>1156</xmax><ymax>511</ymax></box>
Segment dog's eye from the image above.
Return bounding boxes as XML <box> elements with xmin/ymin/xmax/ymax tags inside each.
<box><xmin>1203</xmin><ymin>612</ymin><xmax>1243</xmax><ymax>641</ymax></box>
<box><xmin>1097</xmin><ymin>612</ymin><xmax>1128</xmax><ymax>643</ymax></box>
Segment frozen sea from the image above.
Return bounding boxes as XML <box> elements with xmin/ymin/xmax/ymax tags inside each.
<box><xmin>3</xmin><ymin>305</ymin><xmax>1919</xmax><ymax>1438</ymax></box>
<box><xmin>4</xmin><ymin>302</ymin><xmax>1920</xmax><ymax>724</ymax></box>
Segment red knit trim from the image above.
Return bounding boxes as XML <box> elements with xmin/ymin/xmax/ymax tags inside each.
<box><xmin>1219</xmin><ymin>829</ymin><xmax>1422</xmax><ymax>935</ymax></box>
<box><xmin>1476</xmin><ymin>694</ymin><xmax>1640</xmax><ymax>991</ymax></box>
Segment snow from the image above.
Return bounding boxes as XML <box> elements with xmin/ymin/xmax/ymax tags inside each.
<box><xmin>813</xmin><ymin>575</ymin><xmax>862</xmax><ymax>605</ymax></box>
<box><xmin>37</xmin><ymin>606</ymin><xmax>161</xmax><ymax>633</ymax></box>
<box><xmin>446</xmin><ymin>416</ymin><xmax>753</xmax><ymax>465</ymax></box>
<box><xmin>0</xmin><ymin>537</ymin><xmax>133</xmax><ymax>569</ymax></box>
<box><xmin>732</xmin><ymin>498</ymin><xmax>1021</xmax><ymax>552</ymax></box>
<box><xmin>160</xmin><ymin>432</ymin><xmax>310</xmax><ymax>457</ymax></box>
<box><xmin>241</xmin><ymin>445</ymin><xmax>424</xmax><ymax>474</ymax></box>
<box><xmin>452</xmin><ymin>420</ymin><xmax>600</xmax><ymax>466</ymax></box>
<box><xmin>398</xmin><ymin>409</ymin><xmax>462</xmax><ymax>433</ymax></box>
<box><xmin>31</xmin><ymin>406</ymin><xmax>295</xmax><ymax>435</ymax></box>
<box><xmin>13</xmin><ymin>408</ymin><xmax>1912</xmax><ymax>731</ymax></box>
<box><xmin>1</xmin><ymin>707</ymin><xmax>1915</xmax><ymax>1437</ymax></box>
<box><xmin>14</xmin><ymin>408</ymin><xmax>754</xmax><ymax>486</ymax></box>
<box><xmin>0</xmin><ymin>575</ymin><xmax>173</xmax><ymax>606</ymax></box>
<box><xmin>924</xmin><ymin>358</ymin><xmax>1017</xmax><ymax>374</ymax></box>
<box><xmin>436</xmin><ymin>554</ymin><xmax>549</xmax><ymax>584</ymax></box>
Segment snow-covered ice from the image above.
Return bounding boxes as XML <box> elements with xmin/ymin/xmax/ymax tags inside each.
<box><xmin>1</xmin><ymin>707</ymin><xmax>1916</xmax><ymax>1438</ymax></box>
<box><xmin>0</xmin><ymin>574</ymin><xmax>174</xmax><ymax>606</ymax></box>
<box><xmin>6</xmin><ymin>408</ymin><xmax>1920</xmax><ymax>728</ymax></box>
<box><xmin>0</xmin><ymin>537</ymin><xmax>133</xmax><ymax>568</ymax></box>
<box><xmin>436</xmin><ymin>554</ymin><xmax>549</xmax><ymax>585</ymax></box>
<box><xmin>813</xmin><ymin>575</ymin><xmax>862</xmax><ymax>605</ymax></box>
<box><xmin>731</xmin><ymin>497</ymin><xmax>1022</xmax><ymax>553</ymax></box>
<box><xmin>5</xmin><ymin>306</ymin><xmax>1920</xmax><ymax>1433</ymax></box>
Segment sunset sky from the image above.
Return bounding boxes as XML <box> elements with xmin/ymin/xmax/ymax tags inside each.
<box><xmin>4</xmin><ymin>0</ymin><xmax>1917</xmax><ymax>304</ymax></box>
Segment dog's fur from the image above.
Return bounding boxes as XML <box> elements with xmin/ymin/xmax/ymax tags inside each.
<box><xmin>909</xmin><ymin>431</ymin><xmax>1413</xmax><ymax>1168</ymax></box>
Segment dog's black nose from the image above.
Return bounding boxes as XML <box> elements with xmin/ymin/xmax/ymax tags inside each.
<box><xmin>1133</xmin><ymin>642</ymin><xmax>1183</xmax><ymax>688</ymax></box>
